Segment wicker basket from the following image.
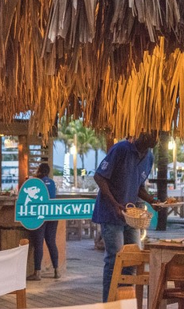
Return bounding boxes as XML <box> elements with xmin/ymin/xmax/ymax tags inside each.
<box><xmin>122</xmin><ymin>203</ymin><xmax>153</xmax><ymax>229</ymax></box>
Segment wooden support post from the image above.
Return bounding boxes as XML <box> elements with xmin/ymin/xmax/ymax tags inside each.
<box><xmin>0</xmin><ymin>137</ymin><xmax>2</xmax><ymax>190</ymax></box>
<box><xmin>48</xmin><ymin>137</ymin><xmax>53</xmax><ymax>178</ymax></box>
<box><xmin>18</xmin><ymin>136</ymin><xmax>28</xmax><ymax>189</ymax></box>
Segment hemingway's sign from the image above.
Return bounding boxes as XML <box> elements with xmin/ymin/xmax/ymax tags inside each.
<box><xmin>15</xmin><ymin>178</ymin><xmax>96</xmax><ymax>230</ymax></box>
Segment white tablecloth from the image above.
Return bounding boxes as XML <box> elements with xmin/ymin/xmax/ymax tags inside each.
<box><xmin>32</xmin><ymin>299</ymin><xmax>137</xmax><ymax>309</ymax></box>
<box><xmin>0</xmin><ymin>244</ymin><xmax>29</xmax><ymax>296</ymax></box>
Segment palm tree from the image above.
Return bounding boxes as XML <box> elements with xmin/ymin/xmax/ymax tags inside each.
<box><xmin>90</xmin><ymin>133</ymin><xmax>107</xmax><ymax>170</ymax></box>
<box><xmin>57</xmin><ymin>116</ymin><xmax>107</xmax><ymax>174</ymax></box>
<box><xmin>64</xmin><ymin>119</ymin><xmax>96</xmax><ymax>169</ymax></box>
<box><xmin>58</xmin><ymin>117</ymin><xmax>106</xmax><ymax>165</ymax></box>
<box><xmin>57</xmin><ymin>116</ymin><xmax>74</xmax><ymax>187</ymax></box>
<box><xmin>57</xmin><ymin>116</ymin><xmax>75</xmax><ymax>153</ymax></box>
<box><xmin>77</xmin><ymin>128</ymin><xmax>96</xmax><ymax>169</ymax></box>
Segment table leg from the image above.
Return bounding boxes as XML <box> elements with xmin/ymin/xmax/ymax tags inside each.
<box><xmin>149</xmin><ymin>249</ymin><xmax>167</xmax><ymax>309</ymax></box>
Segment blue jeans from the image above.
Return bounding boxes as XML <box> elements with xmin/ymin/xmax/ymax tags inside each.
<box><xmin>101</xmin><ymin>222</ymin><xmax>141</xmax><ymax>302</ymax></box>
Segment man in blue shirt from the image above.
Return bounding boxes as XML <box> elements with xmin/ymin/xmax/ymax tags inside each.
<box><xmin>92</xmin><ymin>131</ymin><xmax>158</xmax><ymax>302</ymax></box>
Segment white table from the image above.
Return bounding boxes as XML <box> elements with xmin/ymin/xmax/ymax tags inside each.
<box><xmin>31</xmin><ymin>299</ymin><xmax>137</xmax><ymax>309</ymax></box>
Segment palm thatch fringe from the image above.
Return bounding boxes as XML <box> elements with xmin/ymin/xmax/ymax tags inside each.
<box><xmin>0</xmin><ymin>0</ymin><xmax>184</xmax><ymax>142</ymax></box>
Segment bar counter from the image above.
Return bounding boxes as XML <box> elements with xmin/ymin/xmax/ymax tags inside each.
<box><xmin>0</xmin><ymin>192</ymin><xmax>97</xmax><ymax>276</ymax></box>
<box><xmin>0</xmin><ymin>195</ymin><xmax>19</xmax><ymax>227</ymax></box>
<box><xmin>0</xmin><ymin>194</ymin><xmax>66</xmax><ymax>276</ymax></box>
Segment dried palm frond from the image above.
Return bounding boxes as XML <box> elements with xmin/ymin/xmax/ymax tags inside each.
<box><xmin>0</xmin><ymin>0</ymin><xmax>184</xmax><ymax>143</ymax></box>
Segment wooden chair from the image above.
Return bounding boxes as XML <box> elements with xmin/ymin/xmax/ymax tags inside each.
<box><xmin>0</xmin><ymin>238</ymin><xmax>29</xmax><ymax>308</ymax></box>
<box><xmin>107</xmin><ymin>244</ymin><xmax>150</xmax><ymax>309</ymax></box>
<box><xmin>151</xmin><ymin>254</ymin><xmax>184</xmax><ymax>309</ymax></box>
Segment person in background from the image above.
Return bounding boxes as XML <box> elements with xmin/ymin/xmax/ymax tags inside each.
<box><xmin>92</xmin><ymin>131</ymin><xmax>158</xmax><ymax>302</ymax></box>
<box><xmin>27</xmin><ymin>163</ymin><xmax>61</xmax><ymax>281</ymax></box>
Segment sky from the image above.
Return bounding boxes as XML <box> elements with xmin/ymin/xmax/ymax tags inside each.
<box><xmin>53</xmin><ymin>141</ymin><xmax>106</xmax><ymax>173</ymax></box>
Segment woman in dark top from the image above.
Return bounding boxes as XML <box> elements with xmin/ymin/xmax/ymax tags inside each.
<box><xmin>28</xmin><ymin>163</ymin><xmax>60</xmax><ymax>281</ymax></box>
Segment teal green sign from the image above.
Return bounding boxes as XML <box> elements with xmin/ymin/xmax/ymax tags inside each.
<box><xmin>15</xmin><ymin>178</ymin><xmax>96</xmax><ymax>230</ymax></box>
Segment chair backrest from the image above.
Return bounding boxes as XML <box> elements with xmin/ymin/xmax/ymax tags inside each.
<box><xmin>108</xmin><ymin>244</ymin><xmax>150</xmax><ymax>309</ymax></box>
<box><xmin>0</xmin><ymin>239</ymin><xmax>29</xmax><ymax>296</ymax></box>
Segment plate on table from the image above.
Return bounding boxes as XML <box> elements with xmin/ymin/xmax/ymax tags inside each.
<box><xmin>152</xmin><ymin>202</ymin><xmax>184</xmax><ymax>208</ymax></box>
<box><xmin>159</xmin><ymin>238</ymin><xmax>184</xmax><ymax>243</ymax></box>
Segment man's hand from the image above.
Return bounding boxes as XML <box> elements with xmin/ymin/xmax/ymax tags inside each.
<box><xmin>150</xmin><ymin>200</ymin><xmax>163</xmax><ymax>212</ymax></box>
<box><xmin>115</xmin><ymin>203</ymin><xmax>126</xmax><ymax>220</ymax></box>
<box><xmin>150</xmin><ymin>203</ymin><xmax>160</xmax><ymax>211</ymax></box>
<box><xmin>138</xmin><ymin>186</ymin><xmax>163</xmax><ymax>211</ymax></box>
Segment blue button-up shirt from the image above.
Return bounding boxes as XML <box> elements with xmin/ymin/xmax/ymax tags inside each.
<box><xmin>41</xmin><ymin>176</ymin><xmax>56</xmax><ymax>199</ymax></box>
<box><xmin>92</xmin><ymin>140</ymin><xmax>153</xmax><ymax>224</ymax></box>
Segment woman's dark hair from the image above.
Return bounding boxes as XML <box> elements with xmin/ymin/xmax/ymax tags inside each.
<box><xmin>36</xmin><ymin>163</ymin><xmax>50</xmax><ymax>179</ymax></box>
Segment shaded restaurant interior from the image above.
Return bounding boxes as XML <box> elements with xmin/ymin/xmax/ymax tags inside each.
<box><xmin>1</xmin><ymin>1</ymin><xmax>184</xmax><ymax>309</ymax></box>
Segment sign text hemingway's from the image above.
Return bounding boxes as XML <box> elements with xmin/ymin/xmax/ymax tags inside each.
<box><xmin>17</xmin><ymin>201</ymin><xmax>95</xmax><ymax>218</ymax></box>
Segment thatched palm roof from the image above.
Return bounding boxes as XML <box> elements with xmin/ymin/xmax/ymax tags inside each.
<box><xmin>1</xmin><ymin>0</ymin><xmax>184</xmax><ymax>142</ymax></box>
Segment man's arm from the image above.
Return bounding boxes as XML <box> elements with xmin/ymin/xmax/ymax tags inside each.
<box><xmin>94</xmin><ymin>172</ymin><xmax>125</xmax><ymax>216</ymax></box>
<box><xmin>138</xmin><ymin>186</ymin><xmax>158</xmax><ymax>210</ymax></box>
<box><xmin>138</xmin><ymin>186</ymin><xmax>154</xmax><ymax>204</ymax></box>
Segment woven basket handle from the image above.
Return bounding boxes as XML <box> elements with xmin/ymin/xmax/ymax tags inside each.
<box><xmin>121</xmin><ymin>203</ymin><xmax>136</xmax><ymax>215</ymax></box>
<box><xmin>125</xmin><ymin>203</ymin><xmax>136</xmax><ymax>209</ymax></box>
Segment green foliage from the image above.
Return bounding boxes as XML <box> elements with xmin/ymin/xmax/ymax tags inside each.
<box><xmin>175</xmin><ymin>138</ymin><xmax>184</xmax><ymax>162</ymax></box>
<box><xmin>2</xmin><ymin>153</ymin><xmax>18</xmax><ymax>161</ymax></box>
<box><xmin>153</xmin><ymin>137</ymin><xmax>184</xmax><ymax>167</ymax></box>
<box><xmin>53</xmin><ymin>168</ymin><xmax>63</xmax><ymax>176</ymax></box>
<box><xmin>69</xmin><ymin>168</ymin><xmax>83</xmax><ymax>176</ymax></box>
